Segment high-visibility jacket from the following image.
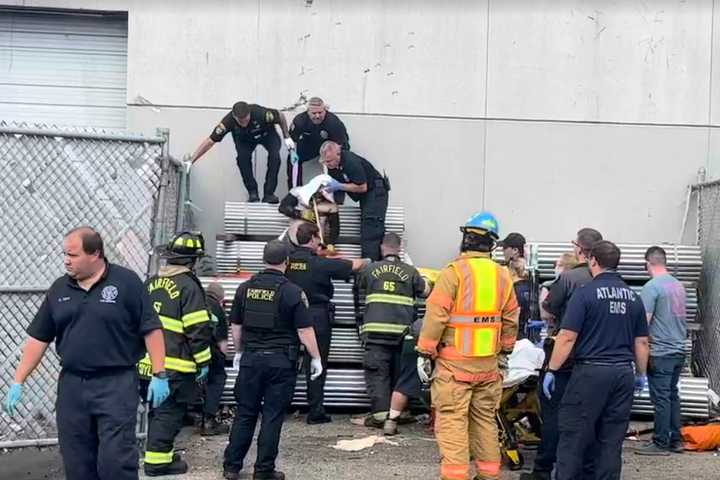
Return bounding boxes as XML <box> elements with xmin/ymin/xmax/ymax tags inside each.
<box><xmin>417</xmin><ymin>251</ymin><xmax>519</xmax><ymax>382</ymax></box>
<box><xmin>358</xmin><ymin>255</ymin><xmax>429</xmax><ymax>346</ymax></box>
<box><xmin>138</xmin><ymin>265</ymin><xmax>212</xmax><ymax>378</ymax></box>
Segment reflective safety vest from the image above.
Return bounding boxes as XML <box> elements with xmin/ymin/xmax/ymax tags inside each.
<box><xmin>359</xmin><ymin>256</ymin><xmax>424</xmax><ymax>346</ymax></box>
<box><xmin>439</xmin><ymin>256</ymin><xmax>513</xmax><ymax>359</ymax></box>
<box><xmin>138</xmin><ymin>268</ymin><xmax>212</xmax><ymax>378</ymax></box>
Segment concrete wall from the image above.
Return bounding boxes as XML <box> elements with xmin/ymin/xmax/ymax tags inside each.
<box><xmin>6</xmin><ymin>0</ymin><xmax>720</xmax><ymax>267</ymax></box>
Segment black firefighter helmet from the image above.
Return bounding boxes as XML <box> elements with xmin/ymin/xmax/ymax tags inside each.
<box><xmin>165</xmin><ymin>231</ymin><xmax>206</xmax><ymax>259</ymax></box>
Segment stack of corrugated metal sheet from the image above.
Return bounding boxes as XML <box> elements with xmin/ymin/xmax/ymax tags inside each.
<box><xmin>632</xmin><ymin>377</ymin><xmax>709</xmax><ymax>418</ymax></box>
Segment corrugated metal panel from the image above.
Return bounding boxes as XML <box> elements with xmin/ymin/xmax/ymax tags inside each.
<box><xmin>0</xmin><ymin>10</ymin><xmax>127</xmax><ymax>129</ymax></box>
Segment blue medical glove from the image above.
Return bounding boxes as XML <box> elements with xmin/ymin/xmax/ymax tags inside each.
<box><xmin>4</xmin><ymin>383</ymin><xmax>23</xmax><ymax>416</ymax></box>
<box><xmin>526</xmin><ymin>320</ymin><xmax>546</xmax><ymax>330</ymax></box>
<box><xmin>324</xmin><ymin>179</ymin><xmax>344</xmax><ymax>193</ymax></box>
<box><xmin>147</xmin><ymin>375</ymin><xmax>170</xmax><ymax>408</ymax></box>
<box><xmin>542</xmin><ymin>371</ymin><xmax>556</xmax><ymax>399</ymax></box>
<box><xmin>290</xmin><ymin>150</ymin><xmax>300</xmax><ymax>165</ymax></box>
<box><xmin>634</xmin><ymin>375</ymin><xmax>647</xmax><ymax>395</ymax></box>
<box><xmin>196</xmin><ymin>365</ymin><xmax>209</xmax><ymax>383</ymax></box>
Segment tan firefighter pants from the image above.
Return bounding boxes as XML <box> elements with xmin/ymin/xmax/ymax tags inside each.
<box><xmin>431</xmin><ymin>373</ymin><xmax>503</xmax><ymax>480</ymax></box>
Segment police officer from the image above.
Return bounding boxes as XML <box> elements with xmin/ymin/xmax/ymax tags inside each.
<box><xmin>287</xmin><ymin>97</ymin><xmax>350</xmax><ymax>187</ymax></box>
<box><xmin>320</xmin><ymin>140</ymin><xmax>389</xmax><ymax>261</ymax></box>
<box><xmin>286</xmin><ymin>222</ymin><xmax>367</xmax><ymax>424</ymax></box>
<box><xmin>358</xmin><ymin>232</ymin><xmax>431</xmax><ymax>435</ymax></box>
<box><xmin>223</xmin><ymin>240</ymin><xmax>323</xmax><ymax>480</ymax></box>
<box><xmin>417</xmin><ymin>212</ymin><xmax>519</xmax><ymax>480</ymax></box>
<box><xmin>190</xmin><ymin>101</ymin><xmax>292</xmax><ymax>204</ymax></box>
<box><xmin>3</xmin><ymin>227</ymin><xmax>168</xmax><ymax>480</ymax></box>
<box><xmin>200</xmin><ymin>281</ymin><xmax>230</xmax><ymax>436</ymax></box>
<box><xmin>522</xmin><ymin>228</ymin><xmax>603</xmax><ymax>480</ymax></box>
<box><xmin>139</xmin><ymin>231</ymin><xmax>213</xmax><ymax>476</ymax></box>
<box><xmin>543</xmin><ymin>240</ymin><xmax>649</xmax><ymax>480</ymax></box>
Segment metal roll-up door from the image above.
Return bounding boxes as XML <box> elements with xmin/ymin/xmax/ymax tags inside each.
<box><xmin>0</xmin><ymin>8</ymin><xmax>128</xmax><ymax>129</ymax></box>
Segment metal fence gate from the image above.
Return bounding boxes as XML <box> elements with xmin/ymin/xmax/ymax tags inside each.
<box><xmin>0</xmin><ymin>122</ymin><xmax>184</xmax><ymax>448</ymax></box>
<box><xmin>690</xmin><ymin>177</ymin><xmax>720</xmax><ymax>393</ymax></box>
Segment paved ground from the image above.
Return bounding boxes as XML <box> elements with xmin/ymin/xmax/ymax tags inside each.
<box><xmin>2</xmin><ymin>414</ymin><xmax>718</xmax><ymax>479</ymax></box>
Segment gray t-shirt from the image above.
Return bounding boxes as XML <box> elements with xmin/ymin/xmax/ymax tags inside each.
<box><xmin>640</xmin><ymin>274</ymin><xmax>687</xmax><ymax>357</ymax></box>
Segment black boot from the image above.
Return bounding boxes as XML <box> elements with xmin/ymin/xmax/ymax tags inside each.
<box><xmin>248</xmin><ymin>191</ymin><xmax>260</xmax><ymax>202</ymax></box>
<box><xmin>200</xmin><ymin>415</ymin><xmax>229</xmax><ymax>436</ymax></box>
<box><xmin>253</xmin><ymin>471</ymin><xmax>285</xmax><ymax>480</ymax></box>
<box><xmin>144</xmin><ymin>457</ymin><xmax>189</xmax><ymax>476</ymax></box>
<box><xmin>327</xmin><ymin>211</ymin><xmax>340</xmax><ymax>245</ymax></box>
<box><xmin>262</xmin><ymin>194</ymin><xmax>279</xmax><ymax>204</ymax></box>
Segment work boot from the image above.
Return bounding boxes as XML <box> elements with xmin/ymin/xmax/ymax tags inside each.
<box><xmin>670</xmin><ymin>441</ymin><xmax>685</xmax><ymax>453</ymax></box>
<box><xmin>383</xmin><ymin>418</ymin><xmax>398</xmax><ymax>436</ymax></box>
<box><xmin>634</xmin><ymin>441</ymin><xmax>670</xmax><ymax>456</ymax></box>
<box><xmin>363</xmin><ymin>412</ymin><xmax>386</xmax><ymax>429</ymax></box>
<box><xmin>223</xmin><ymin>469</ymin><xmax>240</xmax><ymax>480</ymax></box>
<box><xmin>518</xmin><ymin>472</ymin><xmax>551</xmax><ymax>480</ymax></box>
<box><xmin>248</xmin><ymin>191</ymin><xmax>260</xmax><ymax>202</ymax></box>
<box><xmin>262</xmin><ymin>194</ymin><xmax>279</xmax><ymax>204</ymax></box>
<box><xmin>200</xmin><ymin>415</ymin><xmax>229</xmax><ymax>436</ymax></box>
<box><xmin>253</xmin><ymin>471</ymin><xmax>285</xmax><ymax>480</ymax></box>
<box><xmin>306</xmin><ymin>413</ymin><xmax>332</xmax><ymax>424</ymax></box>
<box><xmin>144</xmin><ymin>458</ymin><xmax>189</xmax><ymax>476</ymax></box>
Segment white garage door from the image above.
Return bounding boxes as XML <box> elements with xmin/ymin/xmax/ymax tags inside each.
<box><xmin>0</xmin><ymin>9</ymin><xmax>128</xmax><ymax>129</ymax></box>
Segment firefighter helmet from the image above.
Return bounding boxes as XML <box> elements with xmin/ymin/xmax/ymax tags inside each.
<box><xmin>166</xmin><ymin>231</ymin><xmax>206</xmax><ymax>258</ymax></box>
<box><xmin>460</xmin><ymin>211</ymin><xmax>500</xmax><ymax>240</ymax></box>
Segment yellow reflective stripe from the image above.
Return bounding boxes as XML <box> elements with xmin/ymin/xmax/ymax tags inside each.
<box><xmin>159</xmin><ymin>315</ymin><xmax>183</xmax><ymax>334</ymax></box>
<box><xmin>144</xmin><ymin>450</ymin><xmax>174</xmax><ymax>464</ymax></box>
<box><xmin>165</xmin><ymin>356</ymin><xmax>197</xmax><ymax>373</ymax></box>
<box><xmin>365</xmin><ymin>293</ymin><xmax>414</xmax><ymax>306</ymax></box>
<box><xmin>174</xmin><ymin>237</ymin><xmax>184</xmax><ymax>246</ymax></box>
<box><xmin>468</xmin><ymin>258</ymin><xmax>498</xmax><ymax>313</ymax></box>
<box><xmin>360</xmin><ymin>322</ymin><xmax>408</xmax><ymax>334</ymax></box>
<box><xmin>182</xmin><ymin>310</ymin><xmax>210</xmax><ymax>328</ymax></box>
<box><xmin>193</xmin><ymin>347</ymin><xmax>211</xmax><ymax>364</ymax></box>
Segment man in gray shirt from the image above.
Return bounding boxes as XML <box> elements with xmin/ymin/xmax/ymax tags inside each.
<box><xmin>635</xmin><ymin>246</ymin><xmax>687</xmax><ymax>456</ymax></box>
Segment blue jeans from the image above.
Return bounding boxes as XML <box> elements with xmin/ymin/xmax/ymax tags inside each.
<box><xmin>648</xmin><ymin>354</ymin><xmax>685</xmax><ymax>448</ymax></box>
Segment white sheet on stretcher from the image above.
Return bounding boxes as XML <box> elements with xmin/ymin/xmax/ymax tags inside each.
<box><xmin>502</xmin><ymin>339</ymin><xmax>545</xmax><ymax>388</ymax></box>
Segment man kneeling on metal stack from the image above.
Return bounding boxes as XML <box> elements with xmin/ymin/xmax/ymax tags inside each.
<box><xmin>278</xmin><ymin>173</ymin><xmax>341</xmax><ymax>254</ymax></box>
<box><xmin>139</xmin><ymin>231</ymin><xmax>213</xmax><ymax>477</ymax></box>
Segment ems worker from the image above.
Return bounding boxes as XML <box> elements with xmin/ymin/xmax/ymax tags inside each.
<box><xmin>139</xmin><ymin>232</ymin><xmax>213</xmax><ymax>476</ymax></box>
<box><xmin>543</xmin><ymin>240</ymin><xmax>649</xmax><ymax>480</ymax></box>
<box><xmin>190</xmin><ymin>101</ymin><xmax>292</xmax><ymax>204</ymax></box>
<box><xmin>523</xmin><ymin>228</ymin><xmax>603</xmax><ymax>480</ymax></box>
<box><xmin>286</xmin><ymin>222</ymin><xmax>367</xmax><ymax>424</ymax></box>
<box><xmin>287</xmin><ymin>97</ymin><xmax>350</xmax><ymax>187</ymax></box>
<box><xmin>200</xmin><ymin>281</ymin><xmax>230</xmax><ymax>436</ymax></box>
<box><xmin>417</xmin><ymin>212</ymin><xmax>519</xmax><ymax>480</ymax></box>
<box><xmin>358</xmin><ymin>232</ymin><xmax>431</xmax><ymax>435</ymax></box>
<box><xmin>223</xmin><ymin>240</ymin><xmax>324</xmax><ymax>480</ymax></box>
<box><xmin>320</xmin><ymin>140</ymin><xmax>389</xmax><ymax>261</ymax></box>
<box><xmin>3</xmin><ymin>227</ymin><xmax>168</xmax><ymax>480</ymax></box>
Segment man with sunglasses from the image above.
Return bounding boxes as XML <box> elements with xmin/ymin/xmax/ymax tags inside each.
<box><xmin>190</xmin><ymin>101</ymin><xmax>292</xmax><ymax>204</ymax></box>
<box><xmin>521</xmin><ymin>228</ymin><xmax>603</xmax><ymax>480</ymax></box>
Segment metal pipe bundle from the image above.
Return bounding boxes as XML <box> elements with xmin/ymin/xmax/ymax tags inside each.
<box><xmin>631</xmin><ymin>377</ymin><xmax>710</xmax><ymax>419</ymax></box>
<box><xmin>223</xmin><ymin>202</ymin><xmax>405</xmax><ymax>237</ymax></box>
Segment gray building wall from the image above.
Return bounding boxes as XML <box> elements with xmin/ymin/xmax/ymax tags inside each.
<box><xmin>6</xmin><ymin>0</ymin><xmax>720</xmax><ymax>267</ymax></box>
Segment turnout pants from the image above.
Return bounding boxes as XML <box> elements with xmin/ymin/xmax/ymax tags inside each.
<box><xmin>233</xmin><ymin>132</ymin><xmax>281</xmax><ymax>196</ymax></box>
<box><xmin>303</xmin><ymin>305</ymin><xmax>332</xmax><ymax>417</ymax></box>
<box><xmin>144</xmin><ymin>375</ymin><xmax>196</xmax><ymax>468</ymax></box>
<box><xmin>56</xmin><ymin>368</ymin><xmax>139</xmax><ymax>480</ymax></box>
<box><xmin>363</xmin><ymin>340</ymin><xmax>421</xmax><ymax>414</ymax></box>
<box><xmin>556</xmin><ymin>363</ymin><xmax>634</xmax><ymax>480</ymax></box>
<box><xmin>224</xmin><ymin>352</ymin><xmax>297</xmax><ymax>475</ymax></box>
<box><xmin>359</xmin><ymin>181</ymin><xmax>389</xmax><ymax>261</ymax></box>
<box><xmin>431</xmin><ymin>373</ymin><xmax>502</xmax><ymax>480</ymax></box>
<box><xmin>204</xmin><ymin>346</ymin><xmax>228</xmax><ymax>417</ymax></box>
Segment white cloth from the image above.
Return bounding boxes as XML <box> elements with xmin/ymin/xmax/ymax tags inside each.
<box><xmin>502</xmin><ymin>339</ymin><xmax>545</xmax><ymax>388</ymax></box>
<box><xmin>291</xmin><ymin>174</ymin><xmax>335</xmax><ymax>207</ymax></box>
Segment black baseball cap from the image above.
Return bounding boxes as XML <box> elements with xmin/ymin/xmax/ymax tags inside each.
<box><xmin>497</xmin><ymin>232</ymin><xmax>526</xmax><ymax>252</ymax></box>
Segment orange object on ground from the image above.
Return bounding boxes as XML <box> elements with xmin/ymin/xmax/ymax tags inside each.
<box><xmin>681</xmin><ymin>423</ymin><xmax>720</xmax><ymax>451</ymax></box>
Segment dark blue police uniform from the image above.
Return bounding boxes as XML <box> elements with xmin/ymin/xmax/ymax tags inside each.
<box><xmin>555</xmin><ymin>272</ymin><xmax>649</xmax><ymax>480</ymax></box>
<box><xmin>327</xmin><ymin>150</ymin><xmax>389</xmax><ymax>261</ymax></box>
<box><xmin>27</xmin><ymin>262</ymin><xmax>161</xmax><ymax>480</ymax></box>
<box><xmin>285</xmin><ymin>246</ymin><xmax>354</xmax><ymax>420</ymax></box>
<box><xmin>223</xmin><ymin>269</ymin><xmax>312</xmax><ymax>478</ymax></box>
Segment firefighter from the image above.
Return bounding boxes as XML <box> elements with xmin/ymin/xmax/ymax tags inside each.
<box><xmin>358</xmin><ymin>232</ymin><xmax>432</xmax><ymax>434</ymax></box>
<box><xmin>138</xmin><ymin>231</ymin><xmax>213</xmax><ymax>476</ymax></box>
<box><xmin>417</xmin><ymin>212</ymin><xmax>519</xmax><ymax>480</ymax></box>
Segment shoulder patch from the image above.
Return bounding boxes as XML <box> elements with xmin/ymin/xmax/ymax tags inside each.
<box><xmin>215</xmin><ymin>123</ymin><xmax>226</xmax><ymax>135</ymax></box>
<box><xmin>265</xmin><ymin>111</ymin><xmax>275</xmax><ymax>122</ymax></box>
<box><xmin>300</xmin><ymin>291</ymin><xmax>309</xmax><ymax>308</ymax></box>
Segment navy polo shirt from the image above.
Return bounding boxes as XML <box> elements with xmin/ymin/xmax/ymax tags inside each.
<box><xmin>285</xmin><ymin>247</ymin><xmax>354</xmax><ymax>305</ymax></box>
<box><xmin>27</xmin><ymin>262</ymin><xmax>162</xmax><ymax>373</ymax></box>
<box><xmin>328</xmin><ymin>150</ymin><xmax>382</xmax><ymax>203</ymax></box>
<box><xmin>560</xmin><ymin>271</ymin><xmax>649</xmax><ymax>364</ymax></box>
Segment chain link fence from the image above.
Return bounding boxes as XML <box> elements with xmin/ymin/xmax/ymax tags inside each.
<box><xmin>0</xmin><ymin>122</ymin><xmax>185</xmax><ymax>448</ymax></box>
<box><xmin>692</xmin><ymin>178</ymin><xmax>720</xmax><ymax>393</ymax></box>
